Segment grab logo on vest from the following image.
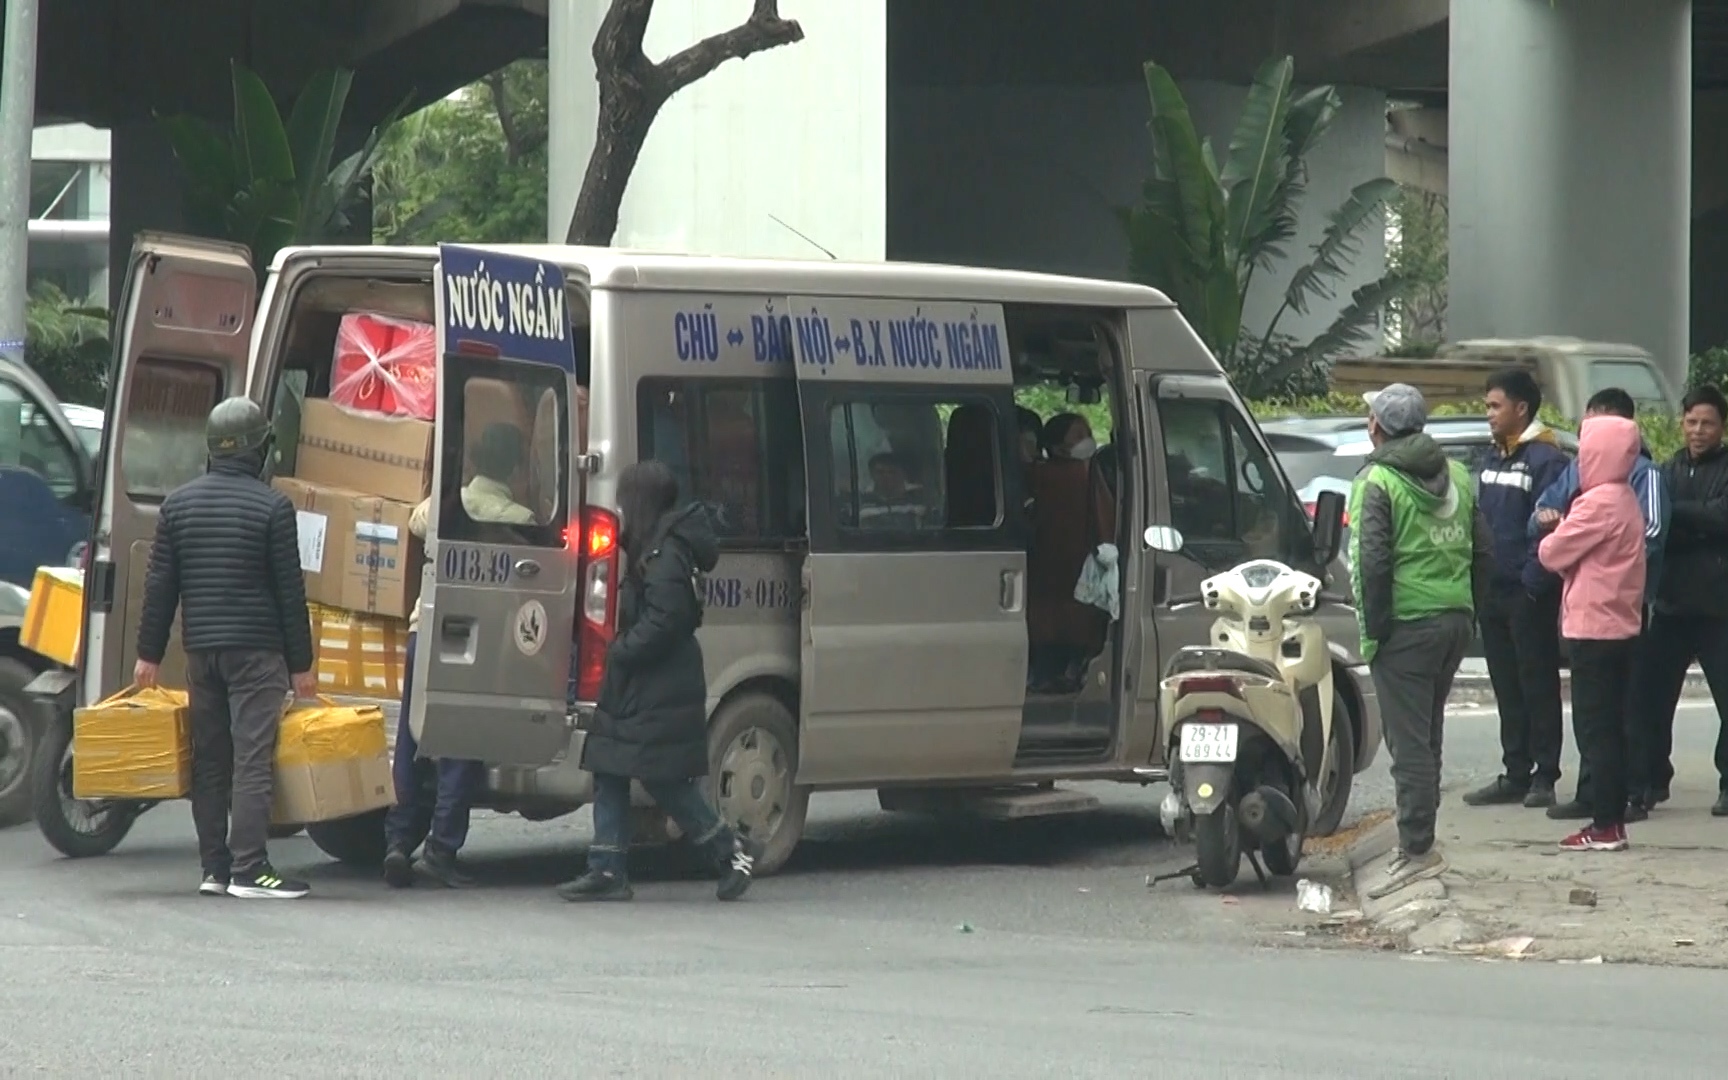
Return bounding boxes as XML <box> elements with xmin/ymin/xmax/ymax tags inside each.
<box><xmin>1426</xmin><ymin>519</ymin><xmax>1468</xmax><ymax>546</ymax></box>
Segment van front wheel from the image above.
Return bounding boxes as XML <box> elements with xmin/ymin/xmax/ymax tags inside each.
<box><xmin>709</xmin><ymin>691</ymin><xmax>808</xmax><ymax>877</ymax></box>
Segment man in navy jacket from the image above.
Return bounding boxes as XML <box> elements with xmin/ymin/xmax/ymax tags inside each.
<box><xmin>1529</xmin><ymin>387</ymin><xmax>1669</xmax><ymax>821</ymax></box>
<box><xmin>1464</xmin><ymin>369</ymin><xmax>1572</xmax><ymax>809</ymax></box>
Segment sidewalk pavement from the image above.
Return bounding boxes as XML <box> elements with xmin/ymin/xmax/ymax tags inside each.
<box><xmin>1446</xmin><ymin>658</ymin><xmax>1711</xmax><ymax>706</ymax></box>
<box><xmin>1341</xmin><ymin>753</ymin><xmax>1728</xmax><ymax>967</ymax></box>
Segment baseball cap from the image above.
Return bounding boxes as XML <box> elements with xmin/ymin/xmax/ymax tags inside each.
<box><xmin>1363</xmin><ymin>383</ymin><xmax>1428</xmax><ymax>437</ymax></box>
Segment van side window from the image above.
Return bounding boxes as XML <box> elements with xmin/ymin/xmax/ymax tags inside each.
<box><xmin>827</xmin><ymin>395</ymin><xmax>1002</xmax><ymax>535</ymax></box>
<box><xmin>438</xmin><ymin>355</ymin><xmax>568</xmax><ymax>548</ymax></box>
<box><xmin>1157</xmin><ymin>397</ymin><xmax>1286</xmax><ymax>562</ymax></box>
<box><xmin>636</xmin><ymin>377</ymin><xmax>800</xmax><ymax>545</ymax></box>
<box><xmin>122</xmin><ymin>359</ymin><xmax>224</xmax><ymax>501</ymax></box>
<box><xmin>0</xmin><ymin>378</ymin><xmax>82</xmax><ymax>499</ymax></box>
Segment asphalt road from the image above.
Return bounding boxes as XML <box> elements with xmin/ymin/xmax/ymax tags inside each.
<box><xmin>2</xmin><ymin>703</ymin><xmax>1725</xmax><ymax>1078</ymax></box>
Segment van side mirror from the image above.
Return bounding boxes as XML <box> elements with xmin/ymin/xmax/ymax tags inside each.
<box><xmin>1312</xmin><ymin>489</ymin><xmax>1347</xmax><ymax>565</ymax></box>
<box><xmin>1143</xmin><ymin>525</ymin><xmax>1184</xmax><ymax>553</ymax></box>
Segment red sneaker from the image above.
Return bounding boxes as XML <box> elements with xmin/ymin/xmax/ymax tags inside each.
<box><xmin>1560</xmin><ymin>824</ymin><xmax>1629</xmax><ymax>852</ymax></box>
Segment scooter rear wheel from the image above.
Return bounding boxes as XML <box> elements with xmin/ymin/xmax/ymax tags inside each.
<box><xmin>1194</xmin><ymin>805</ymin><xmax>1242</xmax><ymax>889</ymax></box>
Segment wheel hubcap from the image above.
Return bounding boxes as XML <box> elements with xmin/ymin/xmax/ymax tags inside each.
<box><xmin>0</xmin><ymin>704</ymin><xmax>25</xmax><ymax>798</ymax></box>
<box><xmin>716</xmin><ymin>725</ymin><xmax>791</xmax><ymax>842</ymax></box>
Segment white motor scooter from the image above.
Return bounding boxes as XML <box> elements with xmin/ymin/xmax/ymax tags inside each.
<box><xmin>1142</xmin><ymin>509</ymin><xmax>1346</xmax><ymax>890</ymax></box>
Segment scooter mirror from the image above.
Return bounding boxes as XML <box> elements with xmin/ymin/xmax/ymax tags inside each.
<box><xmin>1143</xmin><ymin>525</ymin><xmax>1184</xmax><ymax>553</ymax></box>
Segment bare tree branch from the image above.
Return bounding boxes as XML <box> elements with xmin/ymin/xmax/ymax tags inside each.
<box><xmin>654</xmin><ymin>0</ymin><xmax>805</xmax><ymax>99</ymax></box>
<box><xmin>565</xmin><ymin>0</ymin><xmax>805</xmax><ymax>246</ymax></box>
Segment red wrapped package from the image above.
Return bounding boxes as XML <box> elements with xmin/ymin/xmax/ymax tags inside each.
<box><xmin>331</xmin><ymin>313</ymin><xmax>437</xmax><ymax>420</ymax></box>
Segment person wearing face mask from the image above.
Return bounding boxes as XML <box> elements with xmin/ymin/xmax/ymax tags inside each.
<box><xmin>1025</xmin><ymin>413</ymin><xmax>1116</xmax><ymax>692</ymax></box>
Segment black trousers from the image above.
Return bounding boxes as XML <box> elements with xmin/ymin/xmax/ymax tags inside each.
<box><xmin>1572</xmin><ymin>609</ymin><xmax>1650</xmax><ymax>803</ymax></box>
<box><xmin>1638</xmin><ymin>611</ymin><xmax>1728</xmax><ymax>793</ymax></box>
<box><xmin>1478</xmin><ymin>588</ymin><xmax>1565</xmax><ymax>786</ymax></box>
<box><xmin>1568</xmin><ymin>639</ymin><xmax>1634</xmax><ymax>829</ymax></box>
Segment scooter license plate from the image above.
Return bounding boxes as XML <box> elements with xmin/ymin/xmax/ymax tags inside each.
<box><xmin>1180</xmin><ymin>722</ymin><xmax>1238</xmax><ymax>763</ymax></box>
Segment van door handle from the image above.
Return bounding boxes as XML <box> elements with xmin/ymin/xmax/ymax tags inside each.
<box><xmin>514</xmin><ymin>559</ymin><xmax>541</xmax><ymax>579</ymax></box>
<box><xmin>1000</xmin><ymin>569</ymin><xmax>1023</xmax><ymax>612</ymax></box>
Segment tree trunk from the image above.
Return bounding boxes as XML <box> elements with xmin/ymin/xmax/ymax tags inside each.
<box><xmin>564</xmin><ymin>0</ymin><xmax>804</xmax><ymax>247</ymax></box>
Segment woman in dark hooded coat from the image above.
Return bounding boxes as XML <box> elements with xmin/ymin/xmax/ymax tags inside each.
<box><xmin>557</xmin><ymin>461</ymin><xmax>759</xmax><ymax>902</ymax></box>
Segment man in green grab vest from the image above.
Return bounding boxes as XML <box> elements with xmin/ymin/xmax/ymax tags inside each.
<box><xmin>1348</xmin><ymin>383</ymin><xmax>1493</xmax><ymax>901</ymax></box>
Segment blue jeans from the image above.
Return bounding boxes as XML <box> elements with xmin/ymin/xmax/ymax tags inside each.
<box><xmin>588</xmin><ymin>771</ymin><xmax>731</xmax><ymax>877</ymax></box>
<box><xmin>385</xmin><ymin>633</ymin><xmax>485</xmax><ymax>856</ymax></box>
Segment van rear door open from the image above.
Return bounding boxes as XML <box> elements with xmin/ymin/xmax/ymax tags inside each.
<box><xmin>81</xmin><ymin>234</ymin><xmax>257</xmax><ymax>705</ymax></box>
<box><xmin>410</xmin><ymin>245</ymin><xmax>580</xmax><ymax>765</ymax></box>
<box><xmin>786</xmin><ymin>296</ymin><xmax>1026</xmax><ymax>785</ymax></box>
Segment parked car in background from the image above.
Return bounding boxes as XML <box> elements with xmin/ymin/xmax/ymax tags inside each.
<box><xmin>1263</xmin><ymin>414</ymin><xmax>1579</xmax><ymax>513</ymax></box>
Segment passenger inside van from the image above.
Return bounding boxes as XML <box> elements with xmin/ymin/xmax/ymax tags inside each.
<box><xmin>464</xmin><ymin>423</ymin><xmax>535</xmax><ymax>526</ymax></box>
<box><xmin>859</xmin><ymin>451</ymin><xmax>932</xmax><ymax>530</ymax></box>
<box><xmin>1026</xmin><ymin>413</ymin><xmax>1116</xmax><ymax>693</ymax></box>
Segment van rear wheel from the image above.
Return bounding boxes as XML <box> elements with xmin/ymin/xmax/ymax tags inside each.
<box><xmin>305</xmin><ymin>808</ymin><xmax>388</xmax><ymax>867</ymax></box>
<box><xmin>709</xmin><ymin>691</ymin><xmax>807</xmax><ymax>877</ymax></box>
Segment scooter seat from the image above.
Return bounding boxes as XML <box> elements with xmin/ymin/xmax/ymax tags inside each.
<box><xmin>1165</xmin><ymin>646</ymin><xmax>1285</xmax><ymax>684</ymax></box>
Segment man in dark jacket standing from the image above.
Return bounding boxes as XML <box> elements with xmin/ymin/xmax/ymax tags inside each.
<box><xmin>1640</xmin><ymin>385</ymin><xmax>1728</xmax><ymax>814</ymax></box>
<box><xmin>1464</xmin><ymin>369</ymin><xmax>1571</xmax><ymax>809</ymax></box>
<box><xmin>136</xmin><ymin>397</ymin><xmax>316</xmax><ymax>900</ymax></box>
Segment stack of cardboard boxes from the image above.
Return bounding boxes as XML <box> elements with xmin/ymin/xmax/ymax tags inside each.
<box><xmin>275</xmin><ymin>314</ymin><xmax>438</xmax><ymax>700</ymax></box>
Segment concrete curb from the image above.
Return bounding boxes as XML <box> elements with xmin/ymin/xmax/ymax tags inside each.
<box><xmin>1446</xmin><ymin>670</ymin><xmax>1711</xmax><ymax>707</ymax></box>
<box><xmin>1344</xmin><ymin>819</ymin><xmax>1488</xmax><ymax>952</ymax></box>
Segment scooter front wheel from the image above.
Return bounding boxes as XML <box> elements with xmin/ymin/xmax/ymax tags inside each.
<box><xmin>1193</xmin><ymin>804</ymin><xmax>1242</xmax><ymax>889</ymax></box>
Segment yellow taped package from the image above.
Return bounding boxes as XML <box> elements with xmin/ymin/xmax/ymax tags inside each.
<box><xmin>272</xmin><ymin>697</ymin><xmax>394</xmax><ymax>825</ymax></box>
<box><xmin>72</xmin><ymin>686</ymin><xmax>192</xmax><ymax>800</ymax></box>
<box><xmin>23</xmin><ymin>566</ymin><xmax>84</xmax><ymax>667</ymax></box>
<box><xmin>309</xmin><ymin>603</ymin><xmax>409</xmax><ymax>698</ymax></box>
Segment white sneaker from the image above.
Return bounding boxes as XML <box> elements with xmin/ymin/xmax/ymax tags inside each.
<box><xmin>1364</xmin><ymin>847</ymin><xmax>1445</xmax><ymax>901</ymax></box>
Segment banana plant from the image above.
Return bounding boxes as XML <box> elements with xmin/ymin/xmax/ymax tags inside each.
<box><xmin>1124</xmin><ymin>57</ymin><xmax>1409</xmax><ymax>398</ymax></box>
<box><xmin>158</xmin><ymin>61</ymin><xmax>406</xmax><ymax>279</ymax></box>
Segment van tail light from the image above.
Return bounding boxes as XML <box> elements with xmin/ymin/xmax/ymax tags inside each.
<box><xmin>575</xmin><ymin>506</ymin><xmax>620</xmax><ymax>701</ymax></box>
<box><xmin>1176</xmin><ymin>675</ymin><xmax>1244</xmax><ymax>699</ymax></box>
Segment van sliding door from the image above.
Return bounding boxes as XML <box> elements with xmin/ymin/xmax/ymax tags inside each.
<box><xmin>787</xmin><ymin>296</ymin><xmax>1026</xmax><ymax>785</ymax></box>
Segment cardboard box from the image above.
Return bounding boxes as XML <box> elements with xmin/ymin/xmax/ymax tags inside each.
<box><xmin>275</xmin><ymin>477</ymin><xmax>423</xmax><ymax>619</ymax></box>
<box><xmin>296</xmin><ymin>397</ymin><xmax>433</xmax><ymax>504</ymax></box>
<box><xmin>272</xmin><ymin>700</ymin><xmax>394</xmax><ymax>825</ymax></box>
<box><xmin>72</xmin><ymin>686</ymin><xmax>192</xmax><ymax>800</ymax></box>
<box><xmin>23</xmin><ymin>565</ymin><xmax>84</xmax><ymax>667</ymax></box>
<box><xmin>310</xmin><ymin>603</ymin><xmax>409</xmax><ymax>698</ymax></box>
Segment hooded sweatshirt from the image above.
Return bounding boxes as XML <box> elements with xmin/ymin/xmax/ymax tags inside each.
<box><xmin>1537</xmin><ymin>415</ymin><xmax>1646</xmax><ymax>641</ymax></box>
<box><xmin>1529</xmin><ymin>438</ymin><xmax>1667</xmax><ymax>603</ymax></box>
<box><xmin>1347</xmin><ymin>432</ymin><xmax>1494</xmax><ymax>661</ymax></box>
<box><xmin>1478</xmin><ymin>420</ymin><xmax>1570</xmax><ymax>595</ymax></box>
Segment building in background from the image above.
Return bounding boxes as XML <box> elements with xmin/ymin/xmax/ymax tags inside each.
<box><xmin>29</xmin><ymin>124</ymin><xmax>110</xmax><ymax>305</ymax></box>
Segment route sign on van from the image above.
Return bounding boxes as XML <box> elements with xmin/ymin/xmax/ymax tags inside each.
<box><xmin>437</xmin><ymin>245</ymin><xmax>575</xmax><ymax>372</ymax></box>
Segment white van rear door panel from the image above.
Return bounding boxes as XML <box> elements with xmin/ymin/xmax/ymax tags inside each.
<box><xmin>411</xmin><ymin>245</ymin><xmax>580</xmax><ymax>766</ymax></box>
<box><xmin>787</xmin><ymin>296</ymin><xmax>1026</xmax><ymax>786</ymax></box>
<box><xmin>83</xmin><ymin>234</ymin><xmax>256</xmax><ymax>704</ymax></box>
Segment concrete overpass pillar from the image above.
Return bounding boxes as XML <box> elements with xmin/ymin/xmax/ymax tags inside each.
<box><xmin>1449</xmin><ymin>0</ymin><xmax>1692</xmax><ymax>389</ymax></box>
<box><xmin>108</xmin><ymin>121</ymin><xmax>186</xmax><ymax>311</ymax></box>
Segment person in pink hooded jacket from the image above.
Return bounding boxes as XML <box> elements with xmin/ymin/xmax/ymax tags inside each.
<box><xmin>1538</xmin><ymin>414</ymin><xmax>1647</xmax><ymax>852</ymax></box>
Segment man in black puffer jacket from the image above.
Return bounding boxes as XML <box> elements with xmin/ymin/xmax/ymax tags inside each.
<box><xmin>136</xmin><ymin>397</ymin><xmax>316</xmax><ymax>901</ymax></box>
<box><xmin>1640</xmin><ymin>386</ymin><xmax>1728</xmax><ymax>814</ymax></box>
